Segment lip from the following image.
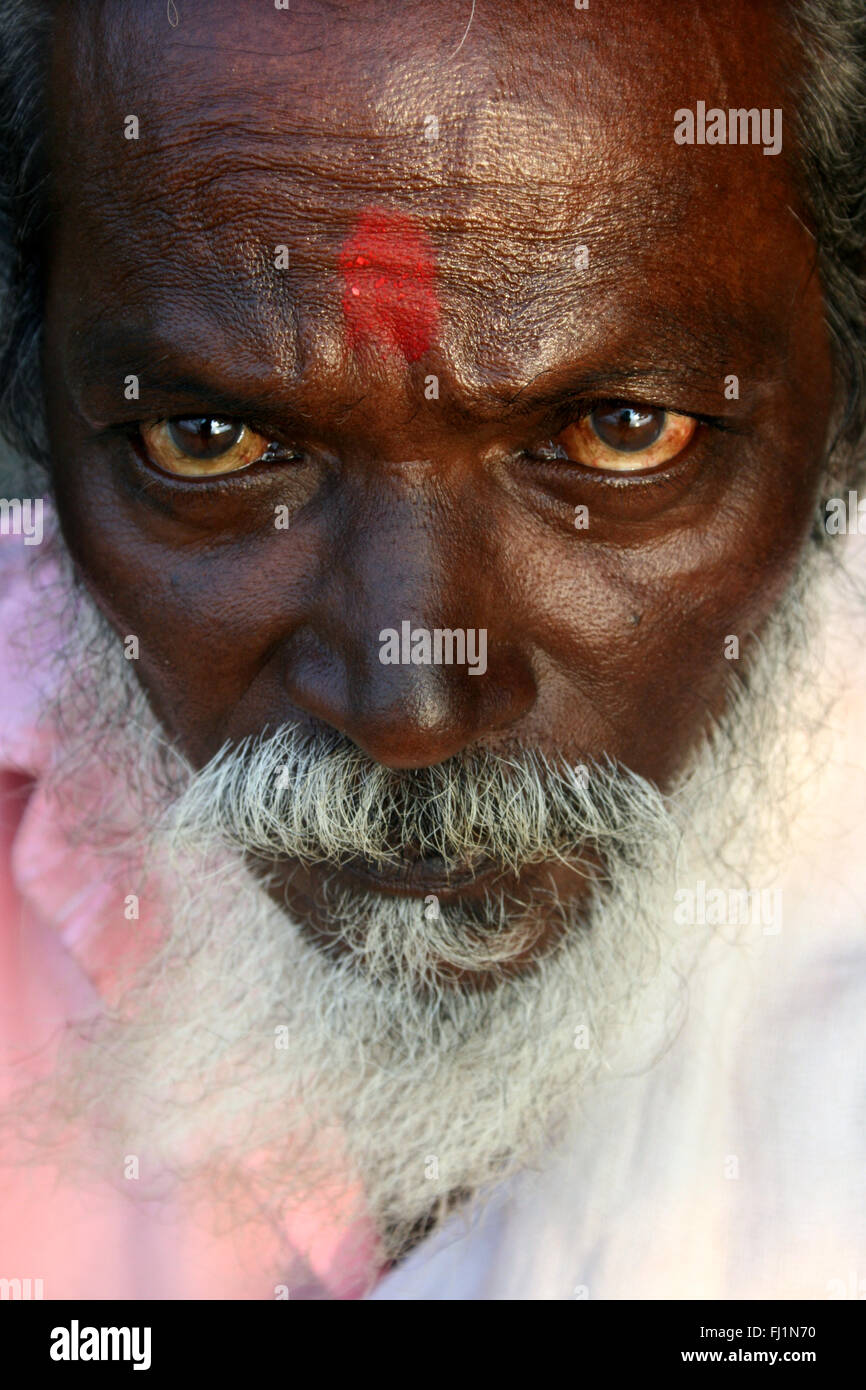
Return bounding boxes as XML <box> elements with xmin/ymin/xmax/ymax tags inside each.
<box><xmin>259</xmin><ymin>848</ymin><xmax>599</xmax><ymax>979</ymax></box>
<box><xmin>339</xmin><ymin>852</ymin><xmax>505</xmax><ymax>898</ymax></box>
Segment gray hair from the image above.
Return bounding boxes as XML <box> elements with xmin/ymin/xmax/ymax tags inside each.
<box><xmin>0</xmin><ymin>0</ymin><xmax>51</xmax><ymax>487</ymax></box>
<box><xmin>1</xmin><ymin>0</ymin><xmax>865</xmax><ymax>494</ymax></box>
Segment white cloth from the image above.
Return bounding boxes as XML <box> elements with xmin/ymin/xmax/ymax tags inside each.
<box><xmin>371</xmin><ymin>549</ymin><xmax>866</xmax><ymax>1300</ymax></box>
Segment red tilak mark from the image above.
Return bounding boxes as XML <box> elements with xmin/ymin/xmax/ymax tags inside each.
<box><xmin>338</xmin><ymin>207</ymin><xmax>439</xmax><ymax>363</ymax></box>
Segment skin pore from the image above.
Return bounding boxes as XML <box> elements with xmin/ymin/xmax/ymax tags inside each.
<box><xmin>41</xmin><ymin>0</ymin><xmax>834</xmax><ymax>977</ymax></box>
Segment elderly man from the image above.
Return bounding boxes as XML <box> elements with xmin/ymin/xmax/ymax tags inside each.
<box><xmin>0</xmin><ymin>0</ymin><xmax>864</xmax><ymax>1302</ymax></box>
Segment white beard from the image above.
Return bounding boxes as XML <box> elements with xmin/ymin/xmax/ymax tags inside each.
<box><xmin>4</xmin><ymin>523</ymin><xmax>839</xmax><ymax>1263</ymax></box>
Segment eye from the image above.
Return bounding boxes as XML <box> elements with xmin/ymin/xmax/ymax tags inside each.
<box><xmin>549</xmin><ymin>402</ymin><xmax>697</xmax><ymax>473</ymax></box>
<box><xmin>139</xmin><ymin>417</ymin><xmax>272</xmax><ymax>477</ymax></box>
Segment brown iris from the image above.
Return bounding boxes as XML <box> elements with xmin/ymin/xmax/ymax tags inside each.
<box><xmin>592</xmin><ymin>404</ymin><xmax>664</xmax><ymax>451</ymax></box>
<box><xmin>166</xmin><ymin>417</ymin><xmax>242</xmax><ymax>458</ymax></box>
<box><xmin>553</xmin><ymin>402</ymin><xmax>697</xmax><ymax>472</ymax></box>
<box><xmin>140</xmin><ymin>416</ymin><xmax>272</xmax><ymax>476</ymax></box>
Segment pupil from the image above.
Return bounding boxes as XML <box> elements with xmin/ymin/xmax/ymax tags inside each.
<box><xmin>168</xmin><ymin>417</ymin><xmax>241</xmax><ymax>458</ymax></box>
<box><xmin>591</xmin><ymin>404</ymin><xmax>664</xmax><ymax>452</ymax></box>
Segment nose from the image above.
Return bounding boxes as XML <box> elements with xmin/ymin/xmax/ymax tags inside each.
<box><xmin>279</xmin><ymin>481</ymin><xmax>537</xmax><ymax>769</ymax></box>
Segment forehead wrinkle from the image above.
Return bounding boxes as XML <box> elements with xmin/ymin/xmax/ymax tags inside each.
<box><xmin>83</xmin><ymin>143</ymin><xmax>692</xmax><ymax>291</ymax></box>
<box><xmin>64</xmin><ymin>131</ymin><xmax>696</xmax><ymax>342</ymax></box>
<box><xmin>64</xmin><ymin>6</ymin><xmax>696</xmax><ymax>239</ymax></box>
<box><xmin>59</xmin><ymin>91</ymin><xmax>806</xmax><ymax>403</ymax></box>
<box><xmin>62</xmin><ymin>254</ymin><xmax>308</xmax><ymax>399</ymax></box>
<box><xmin>61</xmin><ymin>175</ymin><xmax>788</xmax><ymax>420</ymax></box>
<box><xmin>58</xmin><ymin>2</ymin><xmax>800</xmax><ymax>308</ymax></box>
<box><xmin>52</xmin><ymin>1</ymin><xmax>812</xmax><ymax>417</ymax></box>
<box><xmin>82</xmin><ymin>3</ymin><xmax>501</xmax><ymax>173</ymax></box>
<box><xmin>84</xmin><ymin>106</ymin><xmax>603</xmax><ymax>213</ymax></box>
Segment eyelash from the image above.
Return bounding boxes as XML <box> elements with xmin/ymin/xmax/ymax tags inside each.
<box><xmin>547</xmin><ymin>396</ymin><xmax>727</xmax><ymax>436</ymax></box>
<box><xmin>120</xmin><ymin>421</ymin><xmax>304</xmax><ymax>473</ymax></box>
<box><xmin>117</xmin><ymin>396</ymin><xmax>731</xmax><ymax>487</ymax></box>
<box><xmin>523</xmin><ymin>397</ymin><xmax>731</xmax><ymax>470</ymax></box>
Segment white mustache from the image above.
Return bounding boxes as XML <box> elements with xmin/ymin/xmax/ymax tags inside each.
<box><xmin>167</xmin><ymin>723</ymin><xmax>669</xmax><ymax>875</ymax></box>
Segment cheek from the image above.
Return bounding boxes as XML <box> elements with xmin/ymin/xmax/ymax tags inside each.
<box><xmin>500</xmin><ymin>470</ymin><xmax>819</xmax><ymax>786</ymax></box>
<box><xmin>46</xmin><ymin>464</ymin><xmax>259</xmax><ymax>762</ymax></box>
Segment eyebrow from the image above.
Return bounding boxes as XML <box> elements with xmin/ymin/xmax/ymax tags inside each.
<box><xmin>68</xmin><ymin>304</ymin><xmax>760</xmax><ymax>433</ymax></box>
<box><xmin>69</xmin><ymin>325</ymin><xmax>305</xmax><ymax>426</ymax></box>
<box><xmin>479</xmin><ymin>360</ymin><xmax>731</xmax><ymax>418</ymax></box>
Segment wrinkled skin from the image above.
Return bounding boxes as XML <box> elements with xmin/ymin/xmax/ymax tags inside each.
<box><xmin>42</xmin><ymin>0</ymin><xmax>834</xmax><ymax>968</ymax></box>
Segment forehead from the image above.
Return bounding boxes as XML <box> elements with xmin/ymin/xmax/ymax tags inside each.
<box><xmin>47</xmin><ymin>0</ymin><xmax>808</xmax><ymax>400</ymax></box>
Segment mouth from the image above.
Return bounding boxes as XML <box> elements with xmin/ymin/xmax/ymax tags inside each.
<box><xmin>255</xmin><ymin>842</ymin><xmax>600</xmax><ymax>982</ymax></box>
<box><xmin>338</xmin><ymin>851</ymin><xmax>505</xmax><ymax>899</ymax></box>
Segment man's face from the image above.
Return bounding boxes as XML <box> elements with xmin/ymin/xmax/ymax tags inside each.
<box><xmin>43</xmin><ymin>0</ymin><xmax>833</xmax><ymax>970</ymax></box>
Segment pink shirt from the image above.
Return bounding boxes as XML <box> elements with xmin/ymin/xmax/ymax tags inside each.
<box><xmin>0</xmin><ymin>530</ymin><xmax>381</xmax><ymax>1299</ymax></box>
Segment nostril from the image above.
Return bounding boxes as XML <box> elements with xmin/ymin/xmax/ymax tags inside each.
<box><xmin>276</xmin><ymin>614</ymin><xmax>536</xmax><ymax>771</ymax></box>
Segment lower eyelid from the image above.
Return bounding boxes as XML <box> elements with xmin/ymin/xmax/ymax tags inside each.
<box><xmin>522</xmin><ymin>420</ymin><xmax>705</xmax><ymax>480</ymax></box>
<box><xmin>130</xmin><ymin>436</ymin><xmax>307</xmax><ymax>487</ymax></box>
